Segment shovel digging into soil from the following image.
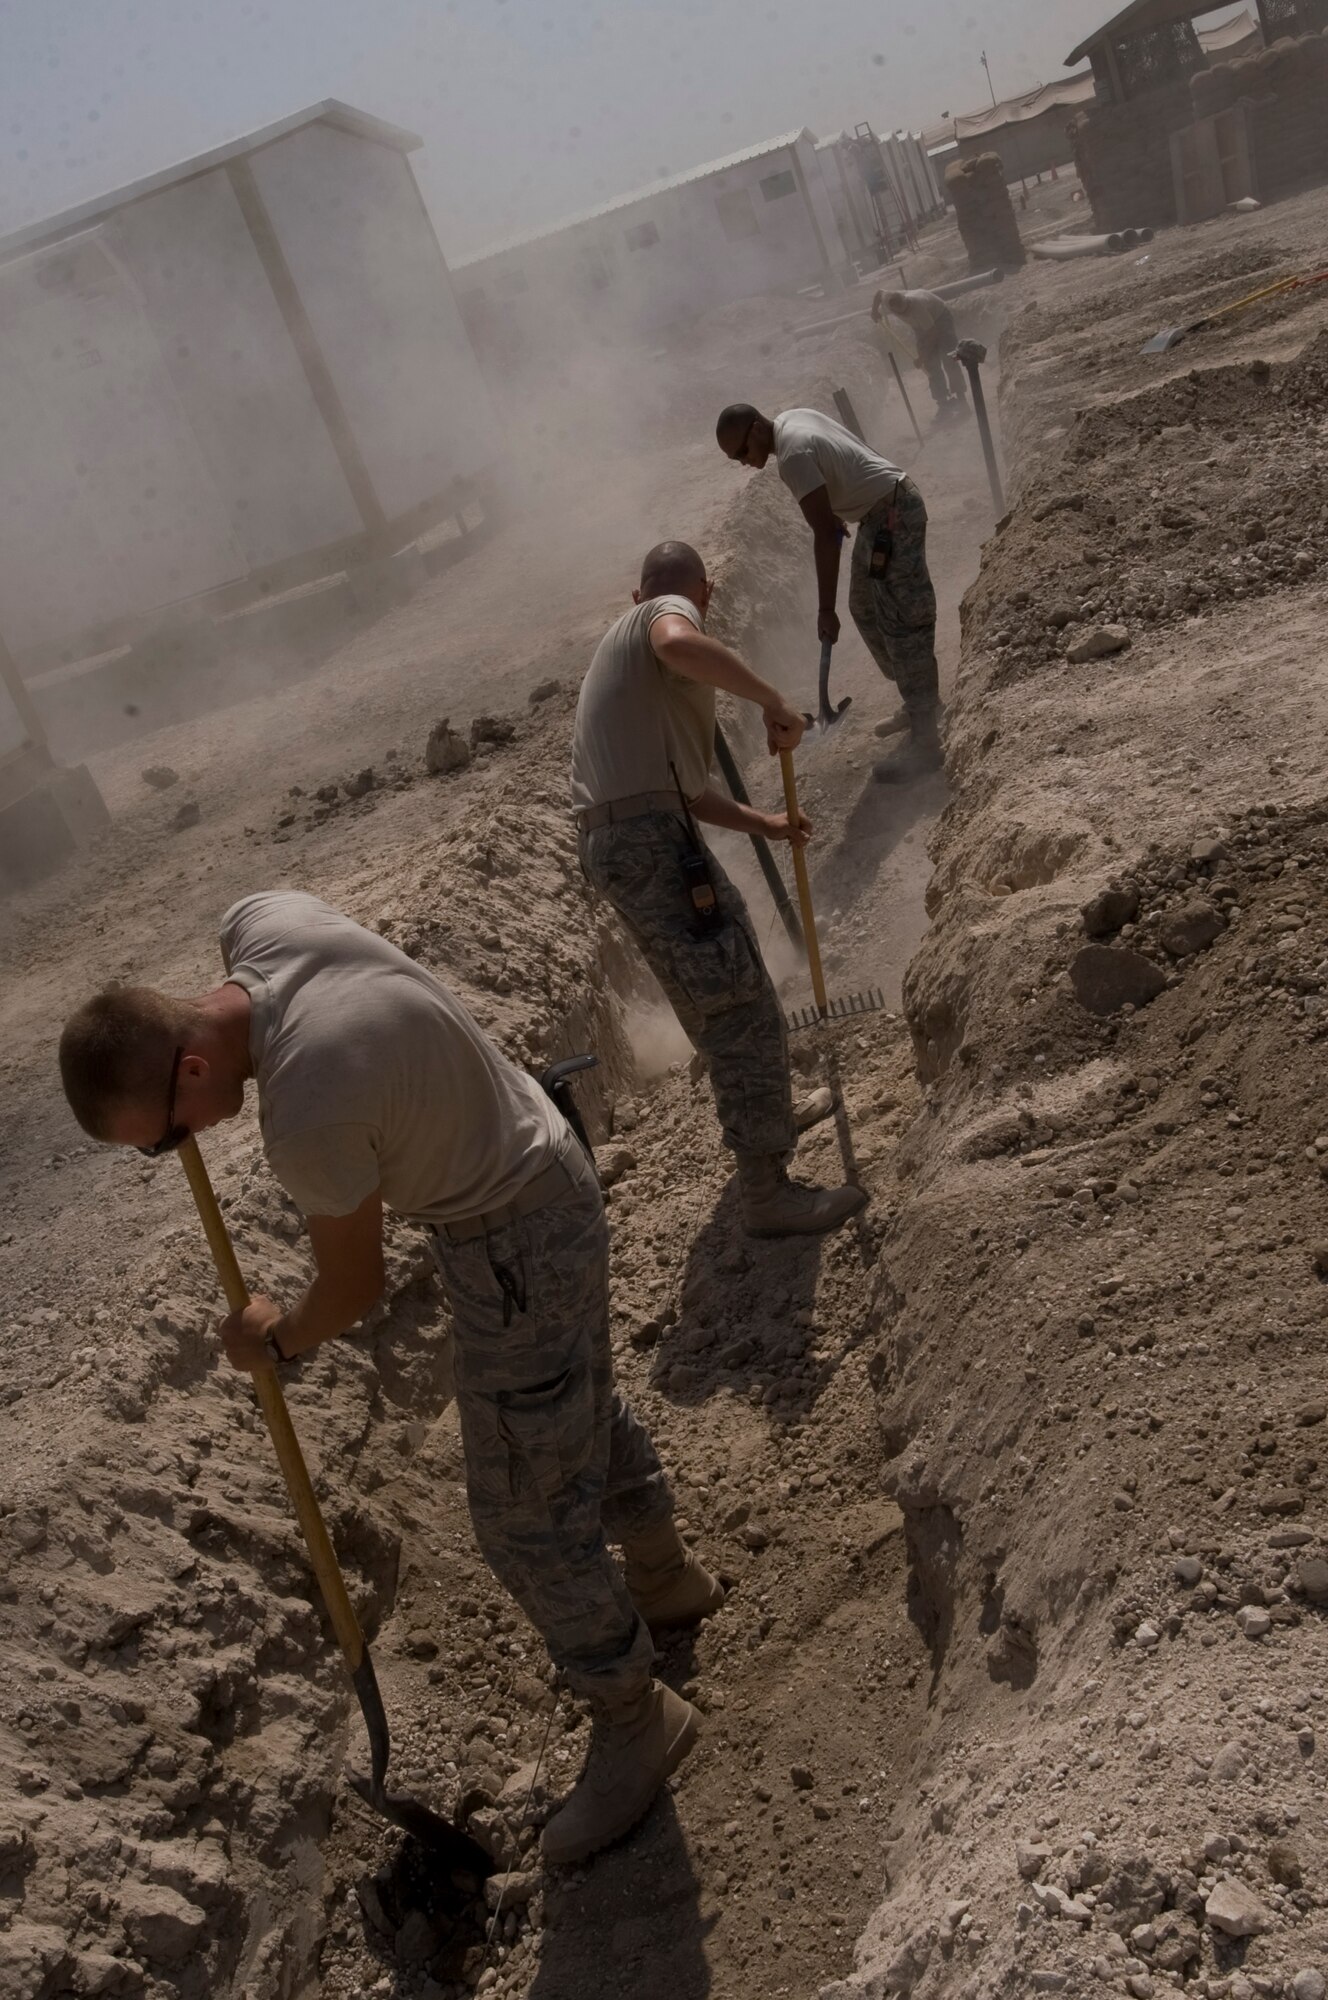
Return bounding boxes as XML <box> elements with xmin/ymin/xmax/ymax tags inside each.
<box><xmin>177</xmin><ymin>1134</ymin><xmax>493</xmax><ymax>1881</ymax></box>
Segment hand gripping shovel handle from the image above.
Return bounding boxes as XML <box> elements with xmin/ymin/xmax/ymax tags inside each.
<box><xmin>779</xmin><ymin>750</ymin><xmax>829</xmax><ymax>1017</ymax></box>
<box><xmin>177</xmin><ymin>1138</ymin><xmax>389</xmax><ymax>1776</ymax></box>
<box><xmin>177</xmin><ymin>1137</ymin><xmax>493</xmax><ymax>1870</ymax></box>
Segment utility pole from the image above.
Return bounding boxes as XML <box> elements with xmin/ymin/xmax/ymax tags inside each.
<box><xmin>981</xmin><ymin>50</ymin><xmax>998</xmax><ymax>107</ymax></box>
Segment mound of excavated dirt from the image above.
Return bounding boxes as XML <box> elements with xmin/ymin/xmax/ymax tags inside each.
<box><xmin>826</xmin><ymin>214</ymin><xmax>1328</xmax><ymax>2000</ymax></box>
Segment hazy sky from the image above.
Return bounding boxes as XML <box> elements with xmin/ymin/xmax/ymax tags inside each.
<box><xmin>0</xmin><ymin>1</ymin><xmax>1242</xmax><ymax>259</ymax></box>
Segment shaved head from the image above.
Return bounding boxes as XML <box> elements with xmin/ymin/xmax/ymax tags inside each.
<box><xmin>639</xmin><ymin>540</ymin><xmax>707</xmax><ymax>600</ymax></box>
<box><xmin>716</xmin><ymin>402</ymin><xmax>761</xmax><ymax>449</ymax></box>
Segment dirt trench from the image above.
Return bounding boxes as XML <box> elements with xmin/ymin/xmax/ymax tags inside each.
<box><xmin>827</xmin><ymin>192</ymin><xmax>1328</xmax><ymax>2000</ymax></box>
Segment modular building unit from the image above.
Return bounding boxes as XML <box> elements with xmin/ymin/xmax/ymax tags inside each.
<box><xmin>454</xmin><ymin>131</ymin><xmax>851</xmax><ymax>353</ymax></box>
<box><xmin>817</xmin><ymin>127</ymin><xmax>946</xmax><ymax>266</ymax></box>
<box><xmin>0</xmin><ymin>101</ymin><xmax>501</xmax><ymax>663</ymax></box>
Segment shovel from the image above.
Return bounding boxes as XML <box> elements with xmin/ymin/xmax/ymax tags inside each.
<box><xmin>778</xmin><ymin>749</ymin><xmax>884</xmax><ymax>1032</ymax></box>
<box><xmin>177</xmin><ymin>1134</ymin><xmax>493</xmax><ymax>1878</ymax></box>
<box><xmin>815</xmin><ymin>640</ymin><xmax>852</xmax><ymax>735</ymax></box>
<box><xmin>1142</xmin><ymin>268</ymin><xmax>1328</xmax><ymax>355</ymax></box>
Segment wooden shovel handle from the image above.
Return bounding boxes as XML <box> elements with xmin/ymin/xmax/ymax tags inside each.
<box><xmin>178</xmin><ymin>1136</ymin><xmax>366</xmax><ymax>1669</ymax></box>
<box><xmin>779</xmin><ymin>750</ymin><xmax>828</xmax><ymax>1017</ymax></box>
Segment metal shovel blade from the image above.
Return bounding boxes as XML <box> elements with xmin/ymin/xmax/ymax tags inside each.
<box><xmin>814</xmin><ymin>640</ymin><xmax>852</xmax><ymax>737</ymax></box>
<box><xmin>1142</xmin><ymin>326</ymin><xmax>1186</xmax><ymax>355</ymax></box>
<box><xmin>348</xmin><ymin>1771</ymin><xmax>495</xmax><ymax>1878</ymax></box>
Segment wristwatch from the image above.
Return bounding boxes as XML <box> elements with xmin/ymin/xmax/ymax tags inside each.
<box><xmin>263</xmin><ymin>1328</ymin><xmax>290</xmax><ymax>1368</ymax></box>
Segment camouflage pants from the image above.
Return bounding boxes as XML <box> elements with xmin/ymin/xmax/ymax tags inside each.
<box><xmin>846</xmin><ymin>480</ymin><xmax>940</xmax><ymax>711</ymax></box>
<box><xmin>918</xmin><ymin>326</ymin><xmax>967</xmax><ymax>408</ymax></box>
<box><xmin>432</xmin><ymin>1139</ymin><xmax>670</xmax><ymax>1701</ymax></box>
<box><xmin>580</xmin><ymin>810</ymin><xmax>796</xmax><ymax>1158</ymax></box>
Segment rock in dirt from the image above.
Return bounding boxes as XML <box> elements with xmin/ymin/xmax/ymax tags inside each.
<box><xmin>141</xmin><ymin>765</ymin><xmax>179</xmax><ymax>790</ymax></box>
<box><xmin>1297</xmin><ymin>1558</ymin><xmax>1328</xmax><ymax>1604</ymax></box>
<box><xmin>1236</xmin><ymin>1604</ymin><xmax>1271</xmax><ymax>1638</ymax></box>
<box><xmin>595</xmin><ymin>1144</ymin><xmax>636</xmax><ymax>1188</ymax></box>
<box><xmin>172</xmin><ymin>800</ymin><xmax>201</xmax><ymax>832</ymax></box>
<box><xmin>470</xmin><ymin>713</ymin><xmax>516</xmax><ymax>748</ymax></box>
<box><xmin>1016</xmin><ymin>1840</ymin><xmax>1053</xmax><ymax>1881</ymax></box>
<box><xmin>425</xmin><ymin>718</ymin><xmax>471</xmax><ymax>775</ymax></box>
<box><xmin>1290</xmin><ymin>1972</ymin><xmax>1326</xmax><ymax>2000</ymax></box>
<box><xmin>1158</xmin><ymin>898</ymin><xmax>1225</xmax><ymax>959</ymax></box>
<box><xmin>484</xmin><ymin>1869</ymin><xmax>541</xmax><ymax>1911</ymax></box>
<box><xmin>1067</xmin><ymin>624</ymin><xmax>1131</xmax><ymax>663</ymax></box>
<box><xmin>1312</xmin><ymin>1244</ymin><xmax>1328</xmax><ymax>1280</ymax></box>
<box><xmin>528</xmin><ymin>679</ymin><xmax>561</xmax><ymax>705</ymax></box>
<box><xmin>342</xmin><ymin>767</ymin><xmax>376</xmax><ymax>799</ymax></box>
<box><xmin>1268</xmin><ymin>1838</ymin><xmax>1304</xmax><ymax>1888</ymax></box>
<box><xmin>1081</xmin><ymin>883</ymin><xmax>1140</xmax><ymax>937</ymax></box>
<box><xmin>1099</xmin><ymin>1855</ymin><xmax>1173</xmax><ymax>1935</ymax></box>
<box><xmin>1204</xmin><ymin>1876</ymin><xmax>1272</xmax><ymax>1939</ymax></box>
<box><xmin>118</xmin><ymin>1879</ymin><xmax>209</xmax><ymax>1962</ymax></box>
<box><xmin>1071</xmin><ymin>944</ymin><xmax>1167</xmax><ymax>1016</ymax></box>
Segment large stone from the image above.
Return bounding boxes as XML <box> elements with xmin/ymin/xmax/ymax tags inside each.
<box><xmin>1082</xmin><ymin>884</ymin><xmax>1141</xmax><ymax>937</ymax></box>
<box><xmin>1068</xmin><ymin>624</ymin><xmax>1131</xmax><ymax>663</ymax></box>
<box><xmin>1099</xmin><ymin>1854</ymin><xmax>1174</xmax><ymax>1935</ymax></box>
<box><xmin>1158</xmin><ymin>899</ymin><xmax>1225</xmax><ymax>959</ymax></box>
<box><xmin>118</xmin><ymin>1880</ymin><xmax>209</xmax><ymax>1965</ymax></box>
<box><xmin>1071</xmin><ymin>944</ymin><xmax>1167</xmax><ymax>1017</ymax></box>
<box><xmin>425</xmin><ymin>718</ymin><xmax>471</xmax><ymax>776</ymax></box>
<box><xmin>1298</xmin><ymin>1558</ymin><xmax>1328</xmax><ymax>1604</ymax></box>
<box><xmin>0</xmin><ymin>1922</ymin><xmax>73</xmax><ymax>2000</ymax></box>
<box><xmin>1204</xmin><ymin>1876</ymin><xmax>1272</xmax><ymax>1939</ymax></box>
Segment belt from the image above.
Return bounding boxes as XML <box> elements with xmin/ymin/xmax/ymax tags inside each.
<box><xmin>435</xmin><ymin>1142</ymin><xmax>593</xmax><ymax>1242</ymax></box>
<box><xmin>575</xmin><ymin>789</ymin><xmax>684</xmax><ymax>833</ymax></box>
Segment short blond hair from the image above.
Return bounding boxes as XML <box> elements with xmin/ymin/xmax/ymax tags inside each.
<box><xmin>58</xmin><ymin>986</ymin><xmax>204</xmax><ymax>1139</ymax></box>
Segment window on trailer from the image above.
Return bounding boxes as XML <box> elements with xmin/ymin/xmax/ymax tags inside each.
<box><xmin>715</xmin><ymin>188</ymin><xmax>760</xmax><ymax>241</ymax></box>
<box><xmin>760</xmin><ymin>169</ymin><xmax>797</xmax><ymax>201</ymax></box>
<box><xmin>625</xmin><ymin>220</ymin><xmax>660</xmax><ymax>249</ymax></box>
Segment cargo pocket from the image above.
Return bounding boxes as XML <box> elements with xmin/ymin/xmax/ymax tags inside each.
<box><xmin>664</xmin><ymin>915</ymin><xmax>766</xmax><ymax>1020</ymax></box>
<box><xmin>497</xmin><ymin>1363</ymin><xmax>596</xmax><ymax>1504</ymax></box>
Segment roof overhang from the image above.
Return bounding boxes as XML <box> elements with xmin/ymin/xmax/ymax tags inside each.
<box><xmin>1066</xmin><ymin>0</ymin><xmax>1225</xmax><ymax>65</ymax></box>
<box><xmin>0</xmin><ymin>100</ymin><xmax>422</xmax><ymax>265</ymax></box>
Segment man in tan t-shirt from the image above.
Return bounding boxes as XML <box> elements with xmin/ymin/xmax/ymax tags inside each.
<box><xmin>572</xmin><ymin>540</ymin><xmax>867</xmax><ymax>1238</ymax></box>
<box><xmin>57</xmin><ymin>890</ymin><xmax>724</xmax><ymax>1867</ymax></box>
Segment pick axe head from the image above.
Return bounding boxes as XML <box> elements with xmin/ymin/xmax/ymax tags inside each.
<box><xmin>817</xmin><ymin>693</ymin><xmax>853</xmax><ymax>735</ymax></box>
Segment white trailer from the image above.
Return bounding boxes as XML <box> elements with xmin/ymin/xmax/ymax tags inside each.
<box><xmin>453</xmin><ymin>131</ymin><xmax>851</xmax><ymax>353</ymax></box>
<box><xmin>0</xmin><ymin>101</ymin><xmax>502</xmax><ymax>664</ymax></box>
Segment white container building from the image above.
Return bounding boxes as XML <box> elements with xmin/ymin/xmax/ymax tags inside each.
<box><xmin>452</xmin><ymin>131</ymin><xmax>852</xmax><ymax>353</ymax></box>
<box><xmin>0</xmin><ymin>101</ymin><xmax>501</xmax><ymax>665</ymax></box>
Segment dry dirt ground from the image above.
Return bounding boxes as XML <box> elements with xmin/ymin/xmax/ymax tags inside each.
<box><xmin>4</xmin><ymin>172</ymin><xmax>1327</xmax><ymax>2000</ymax></box>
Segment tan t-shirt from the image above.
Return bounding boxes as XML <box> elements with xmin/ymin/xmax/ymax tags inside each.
<box><xmin>774</xmin><ymin>408</ymin><xmax>903</xmax><ymax>524</ymax></box>
<box><xmin>220</xmin><ymin>891</ymin><xmax>565</xmax><ymax>1222</ymax></box>
<box><xmin>570</xmin><ymin>594</ymin><xmax>714</xmax><ymax>810</ymax></box>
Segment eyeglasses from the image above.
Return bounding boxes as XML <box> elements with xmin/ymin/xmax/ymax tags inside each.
<box><xmin>138</xmin><ymin>1045</ymin><xmax>188</xmax><ymax>1158</ymax></box>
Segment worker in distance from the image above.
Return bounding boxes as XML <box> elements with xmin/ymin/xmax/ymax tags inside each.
<box><xmin>57</xmin><ymin>892</ymin><xmax>726</xmax><ymax>1868</ymax></box>
<box><xmin>572</xmin><ymin>538</ymin><xmax>867</xmax><ymax>1238</ymax></box>
<box><xmin>716</xmin><ymin>402</ymin><xmax>943</xmax><ymax>784</ymax></box>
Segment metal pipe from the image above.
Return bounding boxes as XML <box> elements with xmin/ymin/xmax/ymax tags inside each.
<box><xmin>713</xmin><ymin>725</ymin><xmax>804</xmax><ymax>950</ymax></box>
<box><xmin>888</xmin><ymin>352</ymin><xmax>925</xmax><ymax>446</ymax></box>
<box><xmin>955</xmin><ymin>339</ymin><xmax>1006</xmax><ymax>517</ymax></box>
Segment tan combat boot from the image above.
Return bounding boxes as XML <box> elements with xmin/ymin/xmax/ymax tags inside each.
<box><xmin>623</xmin><ymin>1518</ymin><xmax>725</xmax><ymax>1633</ymax></box>
<box><xmin>540</xmin><ymin>1680</ymin><xmax>699</xmax><ymax>1867</ymax></box>
<box><xmin>736</xmin><ymin>1152</ymin><xmax>868</xmax><ymax>1239</ymax></box>
<box><xmin>793</xmin><ymin>1085</ymin><xmax>836</xmax><ymax>1133</ymax></box>
<box><xmin>873</xmin><ymin>702</ymin><xmax>944</xmax><ymax>785</ymax></box>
